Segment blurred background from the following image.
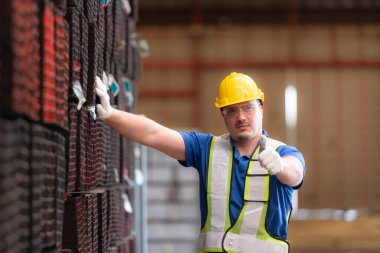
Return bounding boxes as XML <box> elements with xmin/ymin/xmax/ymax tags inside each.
<box><xmin>136</xmin><ymin>0</ymin><xmax>380</xmax><ymax>253</ymax></box>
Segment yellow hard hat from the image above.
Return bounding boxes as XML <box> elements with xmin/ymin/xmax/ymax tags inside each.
<box><xmin>215</xmin><ymin>72</ymin><xmax>264</xmax><ymax>108</ymax></box>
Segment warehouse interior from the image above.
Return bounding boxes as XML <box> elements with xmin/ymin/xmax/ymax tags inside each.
<box><xmin>0</xmin><ymin>0</ymin><xmax>379</xmax><ymax>253</ymax></box>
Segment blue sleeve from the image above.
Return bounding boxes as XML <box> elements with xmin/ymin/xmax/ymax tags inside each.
<box><xmin>178</xmin><ymin>132</ymin><xmax>214</xmax><ymax>172</ymax></box>
<box><xmin>277</xmin><ymin>145</ymin><xmax>306</xmax><ymax>189</ymax></box>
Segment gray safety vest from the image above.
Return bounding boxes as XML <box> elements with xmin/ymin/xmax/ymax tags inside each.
<box><xmin>197</xmin><ymin>134</ymin><xmax>289</xmax><ymax>253</ymax></box>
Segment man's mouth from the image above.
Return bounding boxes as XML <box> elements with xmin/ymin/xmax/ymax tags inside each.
<box><xmin>236</xmin><ymin>124</ymin><xmax>249</xmax><ymax>130</ymax></box>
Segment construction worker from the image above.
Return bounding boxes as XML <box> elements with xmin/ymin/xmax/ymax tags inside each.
<box><xmin>95</xmin><ymin>72</ymin><xmax>305</xmax><ymax>253</ymax></box>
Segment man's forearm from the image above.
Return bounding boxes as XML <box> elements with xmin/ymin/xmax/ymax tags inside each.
<box><xmin>276</xmin><ymin>156</ymin><xmax>304</xmax><ymax>187</ymax></box>
<box><xmin>105</xmin><ymin>108</ymin><xmax>161</xmax><ymax>145</ymax></box>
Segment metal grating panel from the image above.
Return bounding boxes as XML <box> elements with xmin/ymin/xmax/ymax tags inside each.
<box><xmin>0</xmin><ymin>118</ymin><xmax>30</xmax><ymax>253</ymax></box>
<box><xmin>54</xmin><ymin>11</ymin><xmax>70</xmax><ymax>130</ymax></box>
<box><xmin>0</xmin><ymin>0</ymin><xmax>41</xmax><ymax>121</ymax></box>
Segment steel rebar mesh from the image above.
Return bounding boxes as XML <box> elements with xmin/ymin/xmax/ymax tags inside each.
<box><xmin>55</xmin><ymin>132</ymin><xmax>67</xmax><ymax>250</ymax></box>
<box><xmin>97</xmin><ymin>192</ymin><xmax>108</xmax><ymax>253</ymax></box>
<box><xmin>31</xmin><ymin>124</ymin><xmax>56</xmax><ymax>249</ymax></box>
<box><xmin>41</xmin><ymin>2</ymin><xmax>57</xmax><ymax>125</ymax></box>
<box><xmin>54</xmin><ymin>11</ymin><xmax>70</xmax><ymax>130</ymax></box>
<box><xmin>82</xmin><ymin>195</ymin><xmax>93</xmax><ymax>252</ymax></box>
<box><xmin>0</xmin><ymin>118</ymin><xmax>30</xmax><ymax>253</ymax></box>
<box><xmin>66</xmin><ymin>7</ymin><xmax>81</xmax><ymax>99</ymax></box>
<box><xmin>94</xmin><ymin>119</ymin><xmax>109</xmax><ymax>187</ymax></box>
<box><xmin>107</xmin><ymin>189</ymin><xmax>125</xmax><ymax>246</ymax></box>
<box><xmin>96</xmin><ymin>1</ymin><xmax>105</xmax><ymax>75</ymax></box>
<box><xmin>77</xmin><ymin>109</ymin><xmax>89</xmax><ymax>191</ymax></box>
<box><xmin>80</xmin><ymin>13</ymin><xmax>89</xmax><ymax>99</ymax></box>
<box><xmin>105</xmin><ymin>128</ymin><xmax>121</xmax><ymax>186</ymax></box>
<box><xmin>62</xmin><ymin>196</ymin><xmax>86</xmax><ymax>253</ymax></box>
<box><xmin>0</xmin><ymin>0</ymin><xmax>41</xmax><ymax>121</ymax></box>
<box><xmin>67</xmin><ymin>104</ymin><xmax>78</xmax><ymax>193</ymax></box>
<box><xmin>90</xmin><ymin>195</ymin><xmax>99</xmax><ymax>252</ymax></box>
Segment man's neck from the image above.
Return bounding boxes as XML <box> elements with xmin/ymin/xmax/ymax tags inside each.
<box><xmin>234</xmin><ymin>135</ymin><xmax>261</xmax><ymax>156</ymax></box>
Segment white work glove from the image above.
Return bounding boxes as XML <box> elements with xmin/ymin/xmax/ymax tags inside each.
<box><xmin>258</xmin><ymin>149</ymin><xmax>284</xmax><ymax>175</ymax></box>
<box><xmin>95</xmin><ymin>76</ymin><xmax>113</xmax><ymax>119</ymax></box>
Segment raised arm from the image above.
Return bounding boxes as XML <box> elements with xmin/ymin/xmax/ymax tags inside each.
<box><xmin>95</xmin><ymin>77</ymin><xmax>186</xmax><ymax>161</ymax></box>
<box><xmin>258</xmin><ymin>149</ymin><xmax>304</xmax><ymax>187</ymax></box>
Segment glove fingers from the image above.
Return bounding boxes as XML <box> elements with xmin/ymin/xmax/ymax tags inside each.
<box><xmin>96</xmin><ymin>104</ymin><xmax>107</xmax><ymax>118</ymax></box>
<box><xmin>96</xmin><ymin>76</ymin><xmax>108</xmax><ymax>93</ymax></box>
<box><xmin>95</xmin><ymin>88</ymin><xmax>109</xmax><ymax>106</ymax></box>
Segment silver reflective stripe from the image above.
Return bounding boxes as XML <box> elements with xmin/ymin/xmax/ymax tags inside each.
<box><xmin>197</xmin><ymin>231</ymin><xmax>225</xmax><ymax>249</ymax></box>
<box><xmin>245</xmin><ymin>160</ymin><xmax>269</xmax><ymax>202</ymax></box>
<box><xmin>239</xmin><ymin>202</ymin><xmax>264</xmax><ymax>234</ymax></box>
<box><xmin>209</xmin><ymin>134</ymin><xmax>230</xmax><ymax>229</ymax></box>
<box><xmin>266</xmin><ymin>137</ymin><xmax>285</xmax><ymax>151</ymax></box>
<box><xmin>224</xmin><ymin>233</ymin><xmax>288</xmax><ymax>253</ymax></box>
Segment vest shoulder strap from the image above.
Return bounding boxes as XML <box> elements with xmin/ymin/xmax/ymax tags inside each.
<box><xmin>266</xmin><ymin>137</ymin><xmax>286</xmax><ymax>151</ymax></box>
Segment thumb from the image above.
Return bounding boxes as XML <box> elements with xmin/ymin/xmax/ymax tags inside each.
<box><xmin>96</xmin><ymin>104</ymin><xmax>107</xmax><ymax>117</ymax></box>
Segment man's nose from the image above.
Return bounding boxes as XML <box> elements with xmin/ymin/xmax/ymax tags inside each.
<box><xmin>236</xmin><ymin>109</ymin><xmax>246</xmax><ymax>119</ymax></box>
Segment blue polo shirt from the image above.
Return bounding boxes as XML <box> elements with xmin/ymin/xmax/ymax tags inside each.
<box><xmin>179</xmin><ymin>131</ymin><xmax>306</xmax><ymax>239</ymax></box>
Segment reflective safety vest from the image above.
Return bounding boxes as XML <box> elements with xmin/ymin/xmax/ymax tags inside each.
<box><xmin>197</xmin><ymin>134</ymin><xmax>290</xmax><ymax>253</ymax></box>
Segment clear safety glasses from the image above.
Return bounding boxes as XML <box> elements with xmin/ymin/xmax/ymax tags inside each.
<box><xmin>222</xmin><ymin>103</ymin><xmax>259</xmax><ymax>118</ymax></box>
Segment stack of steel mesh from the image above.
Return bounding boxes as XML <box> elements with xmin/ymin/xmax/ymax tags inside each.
<box><xmin>77</xmin><ymin>109</ymin><xmax>89</xmax><ymax>191</ymax></box>
<box><xmin>62</xmin><ymin>197</ymin><xmax>86</xmax><ymax>252</ymax></box>
<box><xmin>131</xmin><ymin>36</ymin><xmax>142</xmax><ymax>81</ymax></box>
<box><xmin>105</xmin><ymin>128</ymin><xmax>121</xmax><ymax>186</ymax></box>
<box><xmin>96</xmin><ymin>2</ymin><xmax>105</xmax><ymax>75</ymax></box>
<box><xmin>104</xmin><ymin>0</ymin><xmax>114</xmax><ymax>74</ymax></box>
<box><xmin>85</xmin><ymin>116</ymin><xmax>96</xmax><ymax>190</ymax></box>
<box><xmin>120</xmin><ymin>138</ymin><xmax>131</xmax><ymax>185</ymax></box>
<box><xmin>66</xmin><ymin>5</ymin><xmax>81</xmax><ymax>99</ymax></box>
<box><xmin>0</xmin><ymin>119</ymin><xmax>30</xmax><ymax>253</ymax></box>
<box><xmin>54</xmin><ymin>10</ymin><xmax>70</xmax><ymax>130</ymax></box>
<box><xmin>55</xmin><ymin>132</ymin><xmax>67</xmax><ymax>250</ymax></box>
<box><xmin>83</xmin><ymin>0</ymin><xmax>97</xmax><ymax>23</ymax></box>
<box><xmin>53</xmin><ymin>0</ymin><xmax>67</xmax><ymax>15</ymax></box>
<box><xmin>87</xmin><ymin>21</ymin><xmax>100</xmax><ymax>105</ymax></box>
<box><xmin>0</xmin><ymin>0</ymin><xmax>40</xmax><ymax>121</ymax></box>
<box><xmin>126</xmin><ymin>20</ymin><xmax>135</xmax><ymax>80</ymax></box>
<box><xmin>107</xmin><ymin>189</ymin><xmax>125</xmax><ymax>247</ymax></box>
<box><xmin>29</xmin><ymin>125</ymin><xmax>44</xmax><ymax>253</ymax></box>
<box><xmin>41</xmin><ymin>2</ymin><xmax>56</xmax><ymax>125</ymax></box>
<box><xmin>113</xmin><ymin>0</ymin><xmax>128</xmax><ymax>72</ymax></box>
<box><xmin>94</xmin><ymin>119</ymin><xmax>109</xmax><ymax>187</ymax></box>
<box><xmin>88</xmin><ymin>194</ymin><xmax>99</xmax><ymax>252</ymax></box>
<box><xmin>97</xmin><ymin>192</ymin><xmax>108</xmax><ymax>253</ymax></box>
<box><xmin>82</xmin><ymin>195</ymin><xmax>93</xmax><ymax>252</ymax></box>
<box><xmin>84</xmin><ymin>0</ymin><xmax>103</xmax><ymax>106</ymax></box>
<box><xmin>31</xmin><ymin>124</ymin><xmax>57</xmax><ymax>249</ymax></box>
<box><xmin>67</xmin><ymin>103</ymin><xmax>78</xmax><ymax>193</ymax></box>
<box><xmin>80</xmin><ymin>12</ymin><xmax>89</xmax><ymax>100</ymax></box>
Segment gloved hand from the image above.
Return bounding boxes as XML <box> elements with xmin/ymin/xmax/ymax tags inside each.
<box><xmin>95</xmin><ymin>76</ymin><xmax>113</xmax><ymax>119</ymax></box>
<box><xmin>258</xmin><ymin>149</ymin><xmax>284</xmax><ymax>175</ymax></box>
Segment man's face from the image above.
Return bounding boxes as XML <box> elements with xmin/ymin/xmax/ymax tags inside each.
<box><xmin>221</xmin><ymin>100</ymin><xmax>263</xmax><ymax>142</ymax></box>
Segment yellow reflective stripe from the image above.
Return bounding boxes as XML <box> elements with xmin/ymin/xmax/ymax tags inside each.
<box><xmin>202</xmin><ymin>136</ymin><xmax>216</xmax><ymax>233</ymax></box>
<box><xmin>222</xmin><ymin>249</ymin><xmax>241</xmax><ymax>253</ymax></box>
<box><xmin>224</xmin><ymin>144</ymin><xmax>233</xmax><ymax>231</ymax></box>
<box><xmin>197</xmin><ymin>248</ymin><xmax>224</xmax><ymax>253</ymax></box>
<box><xmin>256</xmin><ymin>203</ymin><xmax>287</xmax><ymax>244</ymax></box>
<box><xmin>229</xmin><ymin>204</ymin><xmax>246</xmax><ymax>234</ymax></box>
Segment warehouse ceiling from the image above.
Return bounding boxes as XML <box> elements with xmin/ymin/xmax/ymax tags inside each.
<box><xmin>138</xmin><ymin>0</ymin><xmax>380</xmax><ymax>24</ymax></box>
